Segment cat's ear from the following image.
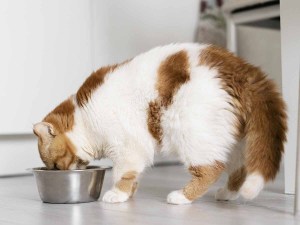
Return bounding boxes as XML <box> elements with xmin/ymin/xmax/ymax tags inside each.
<box><xmin>33</xmin><ymin>122</ymin><xmax>56</xmax><ymax>137</ymax></box>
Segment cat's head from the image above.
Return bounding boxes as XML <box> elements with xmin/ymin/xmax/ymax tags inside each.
<box><xmin>33</xmin><ymin>98</ymin><xmax>89</xmax><ymax>170</ymax></box>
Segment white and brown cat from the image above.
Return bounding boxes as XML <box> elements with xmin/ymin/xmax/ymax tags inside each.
<box><xmin>33</xmin><ymin>43</ymin><xmax>287</xmax><ymax>204</ymax></box>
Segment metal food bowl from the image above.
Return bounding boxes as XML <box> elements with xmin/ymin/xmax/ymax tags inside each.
<box><xmin>30</xmin><ymin>166</ymin><xmax>109</xmax><ymax>204</ymax></box>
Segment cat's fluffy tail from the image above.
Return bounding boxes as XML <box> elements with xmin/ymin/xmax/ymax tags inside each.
<box><xmin>240</xmin><ymin>76</ymin><xmax>287</xmax><ymax>200</ymax></box>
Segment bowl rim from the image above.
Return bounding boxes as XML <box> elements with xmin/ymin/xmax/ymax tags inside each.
<box><xmin>27</xmin><ymin>165</ymin><xmax>111</xmax><ymax>172</ymax></box>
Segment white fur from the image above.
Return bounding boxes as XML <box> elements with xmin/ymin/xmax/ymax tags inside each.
<box><xmin>214</xmin><ymin>139</ymin><xmax>246</xmax><ymax>201</ymax></box>
<box><xmin>167</xmin><ymin>190</ymin><xmax>192</xmax><ymax>205</ymax></box>
<box><xmin>102</xmin><ymin>188</ymin><xmax>129</xmax><ymax>203</ymax></box>
<box><xmin>68</xmin><ymin>43</ymin><xmax>237</xmax><ymax>167</ymax></box>
<box><xmin>66</xmin><ymin>101</ymin><xmax>96</xmax><ymax>162</ymax></box>
<box><xmin>225</xmin><ymin>139</ymin><xmax>245</xmax><ymax>172</ymax></box>
<box><xmin>240</xmin><ymin>173</ymin><xmax>264</xmax><ymax>200</ymax></box>
<box><xmin>64</xmin><ymin>43</ymin><xmax>239</xmax><ymax>202</ymax></box>
<box><xmin>161</xmin><ymin>65</ymin><xmax>236</xmax><ymax>166</ymax></box>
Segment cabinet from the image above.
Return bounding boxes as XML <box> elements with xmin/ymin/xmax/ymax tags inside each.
<box><xmin>0</xmin><ymin>0</ymin><xmax>93</xmax><ymax>175</ymax></box>
<box><xmin>0</xmin><ymin>0</ymin><xmax>93</xmax><ymax>134</ymax></box>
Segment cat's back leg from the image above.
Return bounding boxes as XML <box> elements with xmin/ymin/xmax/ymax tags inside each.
<box><xmin>167</xmin><ymin>161</ymin><xmax>225</xmax><ymax>205</ymax></box>
<box><xmin>165</xmin><ymin>138</ymin><xmax>240</xmax><ymax>205</ymax></box>
<box><xmin>215</xmin><ymin>139</ymin><xmax>246</xmax><ymax>201</ymax></box>
<box><xmin>161</xmin><ymin>64</ymin><xmax>239</xmax><ymax>204</ymax></box>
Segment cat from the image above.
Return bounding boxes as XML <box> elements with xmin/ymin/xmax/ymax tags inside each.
<box><xmin>33</xmin><ymin>43</ymin><xmax>287</xmax><ymax>204</ymax></box>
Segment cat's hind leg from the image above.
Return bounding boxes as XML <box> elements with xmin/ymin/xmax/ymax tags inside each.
<box><xmin>167</xmin><ymin>161</ymin><xmax>225</xmax><ymax>205</ymax></box>
<box><xmin>215</xmin><ymin>140</ymin><xmax>246</xmax><ymax>201</ymax></box>
<box><xmin>215</xmin><ymin>166</ymin><xmax>246</xmax><ymax>201</ymax></box>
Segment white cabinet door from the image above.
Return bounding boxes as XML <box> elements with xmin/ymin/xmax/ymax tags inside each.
<box><xmin>0</xmin><ymin>0</ymin><xmax>93</xmax><ymax>175</ymax></box>
<box><xmin>0</xmin><ymin>0</ymin><xmax>93</xmax><ymax>134</ymax></box>
<box><xmin>91</xmin><ymin>0</ymin><xmax>199</xmax><ymax>68</ymax></box>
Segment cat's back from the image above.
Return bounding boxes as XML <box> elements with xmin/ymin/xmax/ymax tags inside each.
<box><xmin>77</xmin><ymin>43</ymin><xmax>252</xmax><ymax>113</ymax></box>
<box><xmin>128</xmin><ymin>43</ymin><xmax>207</xmax><ymax>73</ymax></box>
<box><xmin>94</xmin><ymin>43</ymin><xmax>208</xmax><ymax>105</ymax></box>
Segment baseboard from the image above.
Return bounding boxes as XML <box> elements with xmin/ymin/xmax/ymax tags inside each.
<box><xmin>0</xmin><ymin>134</ymin><xmax>43</xmax><ymax>176</ymax></box>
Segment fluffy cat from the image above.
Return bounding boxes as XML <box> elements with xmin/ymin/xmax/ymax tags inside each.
<box><xmin>33</xmin><ymin>43</ymin><xmax>287</xmax><ymax>204</ymax></box>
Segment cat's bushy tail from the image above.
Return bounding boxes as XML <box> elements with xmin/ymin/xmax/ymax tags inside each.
<box><xmin>240</xmin><ymin>75</ymin><xmax>287</xmax><ymax>200</ymax></box>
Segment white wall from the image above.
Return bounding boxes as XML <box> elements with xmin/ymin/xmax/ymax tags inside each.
<box><xmin>0</xmin><ymin>0</ymin><xmax>199</xmax><ymax>175</ymax></box>
<box><xmin>0</xmin><ymin>135</ymin><xmax>42</xmax><ymax>175</ymax></box>
<box><xmin>237</xmin><ymin>25</ymin><xmax>281</xmax><ymax>89</ymax></box>
<box><xmin>91</xmin><ymin>0</ymin><xmax>199</xmax><ymax>68</ymax></box>
<box><xmin>0</xmin><ymin>0</ymin><xmax>94</xmax><ymax>134</ymax></box>
<box><xmin>280</xmin><ymin>1</ymin><xmax>300</xmax><ymax>194</ymax></box>
<box><xmin>0</xmin><ymin>0</ymin><xmax>94</xmax><ymax>175</ymax></box>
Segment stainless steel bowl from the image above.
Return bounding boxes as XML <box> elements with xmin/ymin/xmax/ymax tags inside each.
<box><xmin>30</xmin><ymin>166</ymin><xmax>109</xmax><ymax>204</ymax></box>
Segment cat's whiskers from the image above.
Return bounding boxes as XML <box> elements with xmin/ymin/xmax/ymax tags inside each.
<box><xmin>80</xmin><ymin>145</ymin><xmax>95</xmax><ymax>160</ymax></box>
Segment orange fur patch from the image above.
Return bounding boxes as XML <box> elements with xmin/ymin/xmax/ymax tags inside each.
<box><xmin>37</xmin><ymin>132</ymin><xmax>77</xmax><ymax>170</ymax></box>
<box><xmin>76</xmin><ymin>65</ymin><xmax>118</xmax><ymax>107</ymax></box>
<box><xmin>76</xmin><ymin>59</ymin><xmax>130</xmax><ymax>107</ymax></box>
<box><xmin>43</xmin><ymin>98</ymin><xmax>75</xmax><ymax>134</ymax></box>
<box><xmin>199</xmin><ymin>45</ymin><xmax>287</xmax><ymax>181</ymax></box>
<box><xmin>50</xmin><ymin>134</ymin><xmax>77</xmax><ymax>170</ymax></box>
<box><xmin>183</xmin><ymin>161</ymin><xmax>225</xmax><ymax>201</ymax></box>
<box><xmin>199</xmin><ymin>46</ymin><xmax>248</xmax><ymax>138</ymax></box>
<box><xmin>147</xmin><ymin>50</ymin><xmax>190</xmax><ymax>142</ymax></box>
<box><xmin>38</xmin><ymin>98</ymin><xmax>78</xmax><ymax>169</ymax></box>
<box><xmin>116</xmin><ymin>171</ymin><xmax>138</xmax><ymax>196</ymax></box>
<box><xmin>227</xmin><ymin>166</ymin><xmax>246</xmax><ymax>192</ymax></box>
<box><xmin>147</xmin><ymin>101</ymin><xmax>163</xmax><ymax>142</ymax></box>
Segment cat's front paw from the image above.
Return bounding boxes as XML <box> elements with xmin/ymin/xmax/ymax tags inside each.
<box><xmin>167</xmin><ymin>190</ymin><xmax>192</xmax><ymax>205</ymax></box>
<box><xmin>102</xmin><ymin>189</ymin><xmax>129</xmax><ymax>203</ymax></box>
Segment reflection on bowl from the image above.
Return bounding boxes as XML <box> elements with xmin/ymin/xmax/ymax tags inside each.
<box><xmin>29</xmin><ymin>166</ymin><xmax>109</xmax><ymax>204</ymax></box>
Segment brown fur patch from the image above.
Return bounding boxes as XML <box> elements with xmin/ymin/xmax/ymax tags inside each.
<box><xmin>199</xmin><ymin>46</ymin><xmax>248</xmax><ymax>138</ymax></box>
<box><xmin>43</xmin><ymin>98</ymin><xmax>75</xmax><ymax>134</ymax></box>
<box><xmin>183</xmin><ymin>161</ymin><xmax>225</xmax><ymax>201</ymax></box>
<box><xmin>227</xmin><ymin>166</ymin><xmax>246</xmax><ymax>192</ymax></box>
<box><xmin>76</xmin><ymin>65</ymin><xmax>118</xmax><ymax>107</ymax></box>
<box><xmin>199</xmin><ymin>45</ymin><xmax>287</xmax><ymax>181</ymax></box>
<box><xmin>147</xmin><ymin>50</ymin><xmax>190</xmax><ymax>142</ymax></box>
<box><xmin>38</xmin><ymin>98</ymin><xmax>77</xmax><ymax>169</ymax></box>
<box><xmin>156</xmin><ymin>50</ymin><xmax>190</xmax><ymax>105</ymax></box>
<box><xmin>147</xmin><ymin>101</ymin><xmax>163</xmax><ymax>142</ymax></box>
<box><xmin>37</xmin><ymin>132</ymin><xmax>77</xmax><ymax>170</ymax></box>
<box><xmin>76</xmin><ymin>59</ymin><xmax>130</xmax><ymax>107</ymax></box>
<box><xmin>116</xmin><ymin>171</ymin><xmax>138</xmax><ymax>196</ymax></box>
<box><xmin>50</xmin><ymin>134</ymin><xmax>77</xmax><ymax>170</ymax></box>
